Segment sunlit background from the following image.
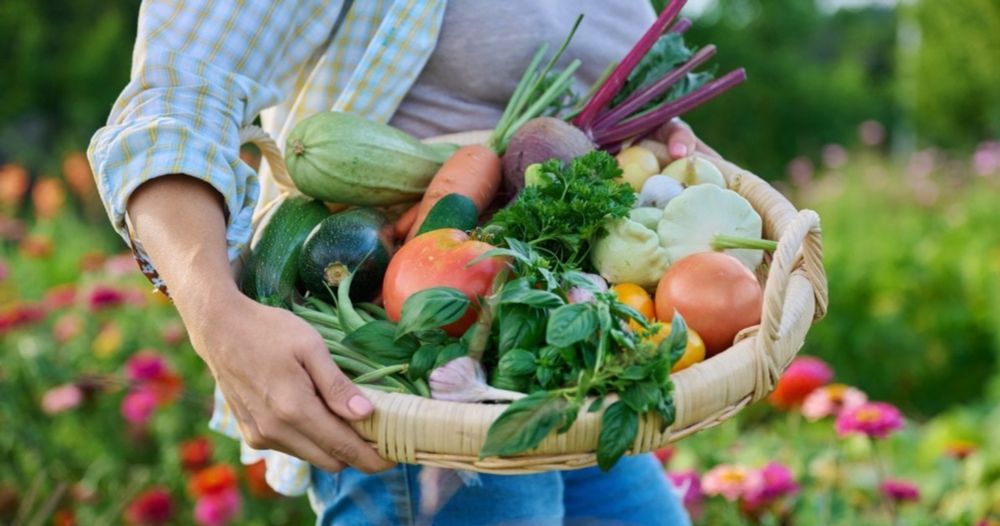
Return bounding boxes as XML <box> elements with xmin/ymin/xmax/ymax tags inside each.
<box><xmin>2</xmin><ymin>0</ymin><xmax>999</xmax><ymax>524</ymax></box>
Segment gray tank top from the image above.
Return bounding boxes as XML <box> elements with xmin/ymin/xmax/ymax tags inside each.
<box><xmin>388</xmin><ymin>0</ymin><xmax>656</xmax><ymax>138</ymax></box>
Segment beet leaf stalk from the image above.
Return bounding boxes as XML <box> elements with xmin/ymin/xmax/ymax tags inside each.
<box><xmin>571</xmin><ymin>0</ymin><xmax>747</xmax><ymax>151</ymax></box>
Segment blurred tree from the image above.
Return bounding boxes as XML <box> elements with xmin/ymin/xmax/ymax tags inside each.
<box><xmin>0</xmin><ymin>0</ymin><xmax>139</xmax><ymax>171</ymax></box>
<box><xmin>676</xmin><ymin>0</ymin><xmax>898</xmax><ymax>179</ymax></box>
<box><xmin>900</xmin><ymin>0</ymin><xmax>1000</xmax><ymax>149</ymax></box>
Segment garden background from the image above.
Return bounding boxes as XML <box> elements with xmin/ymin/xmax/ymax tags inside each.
<box><xmin>2</xmin><ymin>0</ymin><xmax>999</xmax><ymax>524</ymax></box>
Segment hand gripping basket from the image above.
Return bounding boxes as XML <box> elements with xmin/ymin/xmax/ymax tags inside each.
<box><xmin>244</xmin><ymin>126</ymin><xmax>829</xmax><ymax>475</ymax></box>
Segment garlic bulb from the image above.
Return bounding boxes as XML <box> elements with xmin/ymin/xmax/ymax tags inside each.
<box><xmin>429</xmin><ymin>357</ymin><xmax>525</xmax><ymax>403</ymax></box>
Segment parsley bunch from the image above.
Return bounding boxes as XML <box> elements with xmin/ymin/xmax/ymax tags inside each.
<box><xmin>487</xmin><ymin>151</ymin><xmax>636</xmax><ymax>272</ymax></box>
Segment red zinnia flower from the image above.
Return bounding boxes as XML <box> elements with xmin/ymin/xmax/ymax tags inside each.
<box><xmin>180</xmin><ymin>437</ymin><xmax>213</xmax><ymax>473</ymax></box>
<box><xmin>87</xmin><ymin>286</ymin><xmax>125</xmax><ymax>311</ymax></box>
<box><xmin>652</xmin><ymin>447</ymin><xmax>674</xmax><ymax>465</ymax></box>
<box><xmin>44</xmin><ymin>284</ymin><xmax>78</xmax><ymax>310</ymax></box>
<box><xmin>126</xmin><ymin>351</ymin><xmax>167</xmax><ymax>383</ymax></box>
<box><xmin>125</xmin><ymin>487</ymin><xmax>174</xmax><ymax>525</ymax></box>
<box><xmin>190</xmin><ymin>465</ymin><xmax>239</xmax><ymax>498</ymax></box>
<box><xmin>769</xmin><ymin>356</ymin><xmax>833</xmax><ymax>409</ymax></box>
<box><xmin>52</xmin><ymin>508</ymin><xmax>76</xmax><ymax>526</ymax></box>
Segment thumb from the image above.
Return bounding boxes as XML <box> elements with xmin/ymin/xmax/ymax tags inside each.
<box><xmin>657</xmin><ymin>119</ymin><xmax>697</xmax><ymax>160</ymax></box>
<box><xmin>301</xmin><ymin>346</ymin><xmax>374</xmax><ymax>421</ymax></box>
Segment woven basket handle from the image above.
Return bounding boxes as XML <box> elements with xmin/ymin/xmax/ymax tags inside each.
<box><xmin>752</xmin><ymin>209</ymin><xmax>828</xmax><ymax>400</ymax></box>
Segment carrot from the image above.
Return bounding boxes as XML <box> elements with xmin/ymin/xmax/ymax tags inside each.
<box><xmin>394</xmin><ymin>203</ymin><xmax>420</xmax><ymax>241</ymax></box>
<box><xmin>406</xmin><ymin>144</ymin><xmax>501</xmax><ymax>241</ymax></box>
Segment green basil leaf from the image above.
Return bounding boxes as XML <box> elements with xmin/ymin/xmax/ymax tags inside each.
<box><xmin>499</xmin><ymin>287</ymin><xmax>564</xmax><ymax>309</ymax></box>
<box><xmin>655</xmin><ymin>394</ymin><xmax>676</xmax><ymax>432</ymax></box>
<box><xmin>620</xmin><ymin>380</ymin><xmax>661</xmax><ymax>413</ymax></box>
<box><xmin>498</xmin><ymin>305</ymin><xmax>546</xmax><ymax>353</ymax></box>
<box><xmin>396</xmin><ymin>287</ymin><xmax>470</xmax><ymax>338</ymax></box>
<box><xmin>498</xmin><ymin>349</ymin><xmax>537</xmax><ymax>377</ymax></box>
<box><xmin>408</xmin><ymin>344</ymin><xmax>441</xmax><ymax>380</ymax></box>
<box><xmin>434</xmin><ymin>341</ymin><xmax>468</xmax><ymax>368</ymax></box>
<box><xmin>480</xmin><ymin>392</ymin><xmax>569</xmax><ymax>458</ymax></box>
<box><xmin>536</xmin><ymin>366</ymin><xmax>555</xmax><ymax>388</ymax></box>
<box><xmin>342</xmin><ymin>321</ymin><xmax>417</xmax><ymax>365</ymax></box>
<box><xmin>609</xmin><ymin>300</ymin><xmax>651</xmax><ymax>332</ymax></box>
<box><xmin>657</xmin><ymin>313</ymin><xmax>688</xmax><ymax>365</ymax></box>
<box><xmin>597</xmin><ymin>302</ymin><xmax>613</xmax><ymax>332</ymax></box>
<box><xmin>588</xmin><ymin>396</ymin><xmax>606</xmax><ymax>413</ymax></box>
<box><xmin>546</xmin><ymin>303</ymin><xmax>598</xmax><ymax>347</ymax></box>
<box><xmin>597</xmin><ymin>401</ymin><xmax>639</xmax><ymax>471</ymax></box>
<box><xmin>557</xmin><ymin>402</ymin><xmax>581</xmax><ymax>434</ymax></box>
<box><xmin>621</xmin><ymin>365</ymin><xmax>648</xmax><ymax>381</ymax></box>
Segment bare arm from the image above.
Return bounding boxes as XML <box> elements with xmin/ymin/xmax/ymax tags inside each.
<box><xmin>128</xmin><ymin>175</ymin><xmax>393</xmax><ymax>474</ymax></box>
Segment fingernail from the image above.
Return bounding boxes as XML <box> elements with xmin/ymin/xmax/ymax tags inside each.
<box><xmin>670</xmin><ymin>143</ymin><xmax>689</xmax><ymax>158</ymax></box>
<box><xmin>348</xmin><ymin>395</ymin><xmax>373</xmax><ymax>416</ymax></box>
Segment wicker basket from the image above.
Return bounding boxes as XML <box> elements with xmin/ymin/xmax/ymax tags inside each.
<box><xmin>244</xmin><ymin>126</ymin><xmax>828</xmax><ymax>475</ymax></box>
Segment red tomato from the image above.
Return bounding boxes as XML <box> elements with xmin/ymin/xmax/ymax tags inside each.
<box><xmin>655</xmin><ymin>252</ymin><xmax>762</xmax><ymax>357</ymax></box>
<box><xmin>383</xmin><ymin>229</ymin><xmax>508</xmax><ymax>336</ymax></box>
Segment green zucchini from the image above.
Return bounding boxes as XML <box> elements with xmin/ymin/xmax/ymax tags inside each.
<box><xmin>299</xmin><ymin>207</ymin><xmax>393</xmax><ymax>302</ymax></box>
<box><xmin>286</xmin><ymin>111</ymin><xmax>458</xmax><ymax>205</ymax></box>
<box><xmin>415</xmin><ymin>193</ymin><xmax>479</xmax><ymax>236</ymax></box>
<box><xmin>239</xmin><ymin>196</ymin><xmax>330</xmax><ymax>307</ymax></box>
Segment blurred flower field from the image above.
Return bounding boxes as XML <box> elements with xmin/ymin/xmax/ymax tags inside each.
<box><xmin>3</xmin><ymin>132</ymin><xmax>1000</xmax><ymax>525</ymax></box>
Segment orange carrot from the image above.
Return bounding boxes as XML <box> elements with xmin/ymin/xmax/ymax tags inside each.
<box><xmin>406</xmin><ymin>144</ymin><xmax>501</xmax><ymax>241</ymax></box>
<box><xmin>394</xmin><ymin>203</ymin><xmax>420</xmax><ymax>241</ymax></box>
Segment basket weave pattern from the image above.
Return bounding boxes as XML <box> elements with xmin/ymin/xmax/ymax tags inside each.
<box><xmin>244</xmin><ymin>127</ymin><xmax>828</xmax><ymax>474</ymax></box>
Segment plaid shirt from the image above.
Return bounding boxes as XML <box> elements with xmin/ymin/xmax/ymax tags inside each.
<box><xmin>88</xmin><ymin>0</ymin><xmax>447</xmax><ymax>495</ymax></box>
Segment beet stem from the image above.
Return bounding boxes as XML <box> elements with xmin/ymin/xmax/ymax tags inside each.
<box><xmin>591</xmin><ymin>45</ymin><xmax>716</xmax><ymax>132</ymax></box>
<box><xmin>594</xmin><ymin>68</ymin><xmax>747</xmax><ymax>146</ymax></box>
<box><xmin>572</xmin><ymin>0</ymin><xmax>687</xmax><ymax>131</ymax></box>
<box><xmin>669</xmin><ymin>17</ymin><xmax>692</xmax><ymax>34</ymax></box>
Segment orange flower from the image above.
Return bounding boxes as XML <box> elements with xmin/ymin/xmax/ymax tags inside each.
<box><xmin>53</xmin><ymin>508</ymin><xmax>76</xmax><ymax>526</ymax></box>
<box><xmin>180</xmin><ymin>437</ymin><xmax>213</xmax><ymax>473</ymax></box>
<box><xmin>244</xmin><ymin>460</ymin><xmax>278</xmax><ymax>499</ymax></box>
<box><xmin>190</xmin><ymin>465</ymin><xmax>238</xmax><ymax>498</ymax></box>
<box><xmin>0</xmin><ymin>164</ymin><xmax>29</xmax><ymax>211</ymax></box>
<box><xmin>945</xmin><ymin>440</ymin><xmax>977</xmax><ymax>460</ymax></box>
<box><xmin>19</xmin><ymin>234</ymin><xmax>53</xmax><ymax>259</ymax></box>
<box><xmin>62</xmin><ymin>152</ymin><xmax>94</xmax><ymax>199</ymax></box>
<box><xmin>31</xmin><ymin>177</ymin><xmax>66</xmax><ymax>220</ymax></box>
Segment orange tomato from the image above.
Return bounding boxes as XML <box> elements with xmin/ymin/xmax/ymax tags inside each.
<box><xmin>643</xmin><ymin>324</ymin><xmax>707</xmax><ymax>373</ymax></box>
<box><xmin>611</xmin><ymin>283</ymin><xmax>655</xmax><ymax>331</ymax></box>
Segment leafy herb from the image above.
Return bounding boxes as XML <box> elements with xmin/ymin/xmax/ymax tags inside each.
<box><xmin>596</xmin><ymin>400</ymin><xmax>639</xmax><ymax>470</ymax></box>
<box><xmin>480</xmin><ymin>392</ymin><xmax>570</xmax><ymax>457</ymax></box>
<box><xmin>611</xmin><ymin>33</ymin><xmax>714</xmax><ymax>110</ymax></box>
<box><xmin>396</xmin><ymin>287</ymin><xmax>470</xmax><ymax>338</ymax></box>
<box><xmin>487</xmin><ymin>151</ymin><xmax>635</xmax><ymax>272</ymax></box>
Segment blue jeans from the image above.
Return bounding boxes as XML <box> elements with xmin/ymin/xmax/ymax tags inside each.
<box><xmin>308</xmin><ymin>453</ymin><xmax>690</xmax><ymax>525</ymax></box>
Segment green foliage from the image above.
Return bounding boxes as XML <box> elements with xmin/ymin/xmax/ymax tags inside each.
<box><xmin>680</xmin><ymin>0</ymin><xmax>898</xmax><ymax>178</ymax></box>
<box><xmin>797</xmin><ymin>152</ymin><xmax>1000</xmax><ymax>416</ymax></box>
<box><xmin>900</xmin><ymin>0</ymin><xmax>1000</xmax><ymax>148</ymax></box>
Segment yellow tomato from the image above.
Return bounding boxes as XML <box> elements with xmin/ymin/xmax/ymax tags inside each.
<box><xmin>611</xmin><ymin>283</ymin><xmax>655</xmax><ymax>331</ymax></box>
<box><xmin>642</xmin><ymin>324</ymin><xmax>707</xmax><ymax>373</ymax></box>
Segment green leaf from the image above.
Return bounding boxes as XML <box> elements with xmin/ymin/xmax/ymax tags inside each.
<box><xmin>342</xmin><ymin>321</ymin><xmax>418</xmax><ymax>365</ymax></box>
<box><xmin>588</xmin><ymin>396</ymin><xmax>606</xmax><ymax>413</ymax></box>
<box><xmin>480</xmin><ymin>392</ymin><xmax>569</xmax><ymax>458</ymax></box>
<box><xmin>546</xmin><ymin>303</ymin><xmax>598</xmax><ymax>347</ymax></box>
<box><xmin>621</xmin><ymin>365</ymin><xmax>648</xmax><ymax>381</ymax></box>
<box><xmin>408</xmin><ymin>344</ymin><xmax>441</xmax><ymax>380</ymax></box>
<box><xmin>396</xmin><ymin>287</ymin><xmax>470</xmax><ymax>338</ymax></box>
<box><xmin>498</xmin><ymin>349</ymin><xmax>537</xmax><ymax>377</ymax></box>
<box><xmin>655</xmin><ymin>394</ymin><xmax>676</xmax><ymax>432</ymax></box>
<box><xmin>499</xmin><ymin>287</ymin><xmax>564</xmax><ymax>309</ymax></box>
<box><xmin>597</xmin><ymin>401</ymin><xmax>639</xmax><ymax>471</ymax></box>
<box><xmin>536</xmin><ymin>366</ymin><xmax>555</xmax><ymax>388</ymax></box>
<box><xmin>657</xmin><ymin>313</ymin><xmax>689</xmax><ymax>366</ymax></box>
<box><xmin>620</xmin><ymin>380</ymin><xmax>661</xmax><ymax>413</ymax></box>
<box><xmin>433</xmin><ymin>342</ymin><xmax>468</xmax><ymax>368</ymax></box>
<box><xmin>557</xmin><ymin>402</ymin><xmax>581</xmax><ymax>434</ymax></box>
<box><xmin>497</xmin><ymin>305</ymin><xmax>546</xmax><ymax>353</ymax></box>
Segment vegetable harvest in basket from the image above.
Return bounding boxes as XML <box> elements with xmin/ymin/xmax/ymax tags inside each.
<box><xmin>238</xmin><ymin>0</ymin><xmax>776</xmax><ymax>470</ymax></box>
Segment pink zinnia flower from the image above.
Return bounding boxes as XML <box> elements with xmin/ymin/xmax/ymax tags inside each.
<box><xmin>801</xmin><ymin>384</ymin><xmax>867</xmax><ymax>421</ymax></box>
<box><xmin>835</xmin><ymin>401</ymin><xmax>904</xmax><ymax>439</ymax></box>
<box><xmin>880</xmin><ymin>478</ymin><xmax>919</xmax><ymax>503</ymax></box>
<box><xmin>0</xmin><ymin>303</ymin><xmax>46</xmax><ymax>334</ymax></box>
<box><xmin>126</xmin><ymin>351</ymin><xmax>167</xmax><ymax>383</ymax></box>
<box><xmin>121</xmin><ymin>389</ymin><xmax>159</xmax><ymax>425</ymax></box>
<box><xmin>193</xmin><ymin>488</ymin><xmax>240</xmax><ymax>526</ymax></box>
<box><xmin>104</xmin><ymin>253</ymin><xmax>140</xmax><ymax>277</ymax></box>
<box><xmin>667</xmin><ymin>470</ymin><xmax>702</xmax><ymax>509</ymax></box>
<box><xmin>41</xmin><ymin>384</ymin><xmax>84</xmax><ymax>414</ymax></box>
<box><xmin>821</xmin><ymin>144</ymin><xmax>848</xmax><ymax>169</ymax></box>
<box><xmin>160</xmin><ymin>321</ymin><xmax>187</xmax><ymax>346</ymax></box>
<box><xmin>53</xmin><ymin>313</ymin><xmax>83</xmax><ymax>344</ymax></box>
<box><xmin>859</xmin><ymin>120</ymin><xmax>886</xmax><ymax>147</ymax></box>
<box><xmin>87</xmin><ymin>286</ymin><xmax>125</xmax><ymax>311</ymax></box>
<box><xmin>702</xmin><ymin>464</ymin><xmax>754</xmax><ymax>502</ymax></box>
<box><xmin>44</xmin><ymin>284</ymin><xmax>77</xmax><ymax>310</ymax></box>
<box><xmin>744</xmin><ymin>462</ymin><xmax>798</xmax><ymax>508</ymax></box>
<box><xmin>125</xmin><ymin>487</ymin><xmax>174</xmax><ymax>525</ymax></box>
<box><xmin>769</xmin><ymin>356</ymin><xmax>833</xmax><ymax>409</ymax></box>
